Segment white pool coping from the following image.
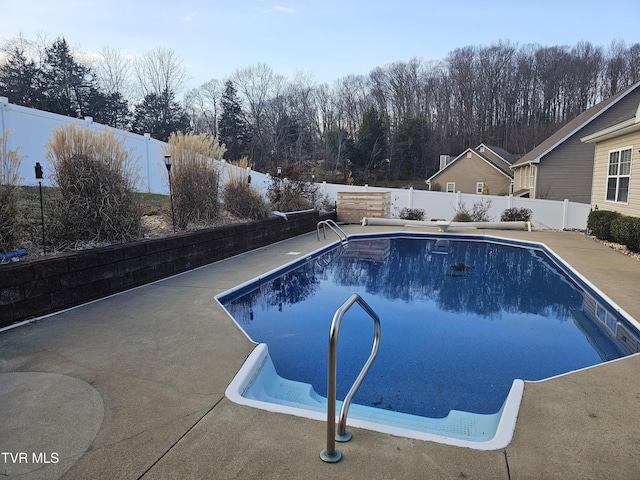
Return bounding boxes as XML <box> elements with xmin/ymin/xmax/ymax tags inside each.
<box><xmin>226</xmin><ymin>343</ymin><xmax>525</xmax><ymax>450</ymax></box>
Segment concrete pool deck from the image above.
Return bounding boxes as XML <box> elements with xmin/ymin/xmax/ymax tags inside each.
<box><xmin>1</xmin><ymin>225</ymin><xmax>639</xmax><ymax>479</ymax></box>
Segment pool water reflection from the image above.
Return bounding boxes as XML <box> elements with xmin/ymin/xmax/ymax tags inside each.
<box><xmin>221</xmin><ymin>236</ymin><xmax>632</xmax><ymax>419</ymax></box>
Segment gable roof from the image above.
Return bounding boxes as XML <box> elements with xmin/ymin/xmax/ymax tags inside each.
<box><xmin>511</xmin><ymin>80</ymin><xmax>640</xmax><ymax>168</ymax></box>
<box><xmin>476</xmin><ymin>143</ymin><xmax>514</xmax><ymax>165</ymax></box>
<box><xmin>581</xmin><ymin>101</ymin><xmax>640</xmax><ymax>143</ymax></box>
<box><xmin>426</xmin><ymin>147</ymin><xmax>513</xmax><ymax>182</ymax></box>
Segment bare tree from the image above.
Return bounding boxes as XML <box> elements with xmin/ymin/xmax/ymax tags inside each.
<box><xmin>94</xmin><ymin>46</ymin><xmax>132</xmax><ymax>97</ymax></box>
<box><xmin>184</xmin><ymin>79</ymin><xmax>222</xmax><ymax>137</ymax></box>
<box><xmin>446</xmin><ymin>46</ymin><xmax>479</xmax><ymax>151</ymax></box>
<box><xmin>333</xmin><ymin>74</ymin><xmax>371</xmax><ymax>140</ymax></box>
<box><xmin>232</xmin><ymin>63</ymin><xmax>285</xmax><ymax>167</ymax></box>
<box><xmin>133</xmin><ymin>47</ymin><xmax>189</xmax><ymax>100</ymax></box>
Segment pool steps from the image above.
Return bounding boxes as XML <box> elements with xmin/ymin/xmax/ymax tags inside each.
<box><xmin>226</xmin><ymin>344</ymin><xmax>524</xmax><ymax>450</ymax></box>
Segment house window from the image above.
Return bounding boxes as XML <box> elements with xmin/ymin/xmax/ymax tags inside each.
<box><xmin>446</xmin><ymin>182</ymin><xmax>455</xmax><ymax>193</ymax></box>
<box><xmin>606</xmin><ymin>147</ymin><xmax>632</xmax><ymax>203</ymax></box>
<box><xmin>518</xmin><ymin>168</ymin><xmax>523</xmax><ymax>188</ymax></box>
<box><xmin>529</xmin><ymin>165</ymin><xmax>535</xmax><ymax>189</ymax></box>
<box><xmin>476</xmin><ymin>182</ymin><xmax>484</xmax><ymax>194</ymax></box>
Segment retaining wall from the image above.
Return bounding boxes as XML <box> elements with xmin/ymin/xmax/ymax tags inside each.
<box><xmin>0</xmin><ymin>211</ymin><xmax>334</xmax><ymax>328</ymax></box>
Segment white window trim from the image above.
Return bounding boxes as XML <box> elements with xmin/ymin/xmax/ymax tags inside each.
<box><xmin>446</xmin><ymin>182</ymin><xmax>455</xmax><ymax>193</ymax></box>
<box><xmin>476</xmin><ymin>182</ymin><xmax>484</xmax><ymax>194</ymax></box>
<box><xmin>518</xmin><ymin>168</ymin><xmax>523</xmax><ymax>188</ymax></box>
<box><xmin>528</xmin><ymin>165</ymin><xmax>535</xmax><ymax>189</ymax></box>
<box><xmin>606</xmin><ymin>146</ymin><xmax>632</xmax><ymax>204</ymax></box>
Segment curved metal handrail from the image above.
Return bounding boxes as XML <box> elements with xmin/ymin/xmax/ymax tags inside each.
<box><xmin>317</xmin><ymin>219</ymin><xmax>348</xmax><ymax>245</ymax></box>
<box><xmin>320</xmin><ymin>294</ymin><xmax>381</xmax><ymax>463</ymax></box>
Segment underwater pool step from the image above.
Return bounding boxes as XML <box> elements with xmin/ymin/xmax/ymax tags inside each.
<box><xmin>242</xmin><ymin>346</ymin><xmax>502</xmax><ymax>441</ymax></box>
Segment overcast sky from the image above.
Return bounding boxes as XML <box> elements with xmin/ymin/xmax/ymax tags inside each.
<box><xmin>2</xmin><ymin>0</ymin><xmax>639</xmax><ymax>91</ymax></box>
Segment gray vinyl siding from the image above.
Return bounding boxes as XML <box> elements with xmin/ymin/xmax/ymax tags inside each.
<box><xmin>430</xmin><ymin>153</ymin><xmax>512</xmax><ymax>195</ymax></box>
<box><xmin>591</xmin><ymin>132</ymin><xmax>640</xmax><ymax>218</ymax></box>
<box><xmin>536</xmin><ymin>88</ymin><xmax>640</xmax><ymax>203</ymax></box>
<box><xmin>536</xmin><ymin>140</ymin><xmax>595</xmax><ymax>203</ymax></box>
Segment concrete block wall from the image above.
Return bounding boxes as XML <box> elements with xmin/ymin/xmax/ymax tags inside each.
<box><xmin>0</xmin><ymin>211</ymin><xmax>335</xmax><ymax>328</ymax></box>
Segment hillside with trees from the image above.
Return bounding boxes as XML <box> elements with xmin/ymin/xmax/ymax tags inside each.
<box><xmin>1</xmin><ymin>35</ymin><xmax>639</xmax><ymax>185</ymax></box>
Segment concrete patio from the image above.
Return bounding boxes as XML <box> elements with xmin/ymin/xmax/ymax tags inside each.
<box><xmin>1</xmin><ymin>226</ymin><xmax>639</xmax><ymax>479</ymax></box>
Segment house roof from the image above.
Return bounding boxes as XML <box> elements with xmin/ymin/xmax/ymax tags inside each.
<box><xmin>511</xmin><ymin>80</ymin><xmax>640</xmax><ymax>168</ymax></box>
<box><xmin>426</xmin><ymin>147</ymin><xmax>513</xmax><ymax>182</ymax></box>
<box><xmin>477</xmin><ymin>144</ymin><xmax>515</xmax><ymax>164</ymax></box>
<box><xmin>581</xmin><ymin>101</ymin><xmax>640</xmax><ymax>143</ymax></box>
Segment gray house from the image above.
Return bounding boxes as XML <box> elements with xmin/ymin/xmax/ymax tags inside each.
<box><xmin>510</xmin><ymin>81</ymin><xmax>640</xmax><ymax>203</ymax></box>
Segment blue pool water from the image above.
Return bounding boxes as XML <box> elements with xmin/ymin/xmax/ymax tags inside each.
<box><xmin>220</xmin><ymin>235</ymin><xmax>636</xmax><ymax>421</ymax></box>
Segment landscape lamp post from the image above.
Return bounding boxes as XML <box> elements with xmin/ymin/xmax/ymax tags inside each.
<box><xmin>34</xmin><ymin>162</ymin><xmax>46</xmax><ymax>255</ymax></box>
<box><xmin>164</xmin><ymin>155</ymin><xmax>176</xmax><ymax>233</ymax></box>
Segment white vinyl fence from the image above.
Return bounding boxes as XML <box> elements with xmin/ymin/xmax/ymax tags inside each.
<box><xmin>317</xmin><ymin>184</ymin><xmax>590</xmax><ymax>231</ymax></box>
<box><xmin>2</xmin><ymin>97</ymin><xmax>590</xmax><ymax>231</ymax></box>
<box><xmin>236</xmin><ymin>171</ymin><xmax>591</xmax><ymax>231</ymax></box>
<box><xmin>2</xmin><ymin>97</ymin><xmax>168</xmax><ymax>193</ymax></box>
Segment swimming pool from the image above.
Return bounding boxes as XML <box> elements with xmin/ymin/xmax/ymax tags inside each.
<box><xmin>219</xmin><ymin>233</ymin><xmax>640</xmax><ymax>449</ymax></box>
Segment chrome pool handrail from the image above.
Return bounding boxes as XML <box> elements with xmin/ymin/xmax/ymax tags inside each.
<box><xmin>320</xmin><ymin>293</ymin><xmax>381</xmax><ymax>463</ymax></box>
<box><xmin>316</xmin><ymin>219</ymin><xmax>348</xmax><ymax>246</ymax></box>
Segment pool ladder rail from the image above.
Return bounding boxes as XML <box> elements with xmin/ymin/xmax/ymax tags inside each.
<box><xmin>320</xmin><ymin>293</ymin><xmax>381</xmax><ymax>463</ymax></box>
<box><xmin>317</xmin><ymin>219</ymin><xmax>348</xmax><ymax>246</ymax></box>
<box><xmin>316</xmin><ymin>220</ymin><xmax>349</xmax><ymax>267</ymax></box>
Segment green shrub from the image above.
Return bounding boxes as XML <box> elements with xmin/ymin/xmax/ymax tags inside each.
<box><xmin>500</xmin><ymin>207</ymin><xmax>532</xmax><ymax>222</ymax></box>
<box><xmin>611</xmin><ymin>215</ymin><xmax>640</xmax><ymax>253</ymax></box>
<box><xmin>587</xmin><ymin>210</ymin><xmax>621</xmax><ymax>241</ymax></box>
<box><xmin>400</xmin><ymin>208</ymin><xmax>425</xmax><ymax>221</ymax></box>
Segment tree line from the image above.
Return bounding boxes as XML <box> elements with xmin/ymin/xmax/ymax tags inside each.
<box><xmin>1</xmin><ymin>35</ymin><xmax>639</xmax><ymax>185</ymax></box>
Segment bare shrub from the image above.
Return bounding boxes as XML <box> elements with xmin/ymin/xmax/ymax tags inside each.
<box><xmin>400</xmin><ymin>208</ymin><xmax>425</xmax><ymax>221</ymax></box>
<box><xmin>164</xmin><ymin>132</ymin><xmax>226</xmax><ymax>229</ymax></box>
<box><xmin>47</xmin><ymin>155</ymin><xmax>141</xmax><ymax>246</ymax></box>
<box><xmin>222</xmin><ymin>157</ymin><xmax>270</xmax><ymax>220</ymax></box>
<box><xmin>266</xmin><ymin>164</ymin><xmax>318</xmax><ymax>212</ymax></box>
<box><xmin>45</xmin><ymin>124</ymin><xmax>141</xmax><ymax>246</ymax></box>
<box><xmin>0</xmin><ymin>131</ymin><xmax>25</xmax><ymax>252</ymax></box>
<box><xmin>453</xmin><ymin>199</ymin><xmax>493</xmax><ymax>222</ymax></box>
<box><xmin>451</xmin><ymin>210</ymin><xmax>473</xmax><ymax>222</ymax></box>
<box><xmin>501</xmin><ymin>207</ymin><xmax>532</xmax><ymax>222</ymax></box>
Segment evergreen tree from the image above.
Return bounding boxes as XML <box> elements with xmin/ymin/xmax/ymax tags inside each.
<box><xmin>218</xmin><ymin>80</ymin><xmax>250</xmax><ymax>160</ymax></box>
<box><xmin>0</xmin><ymin>45</ymin><xmax>42</xmax><ymax>107</ymax></box>
<box><xmin>132</xmin><ymin>89</ymin><xmax>189</xmax><ymax>141</ymax></box>
<box><xmin>353</xmin><ymin>106</ymin><xmax>388</xmax><ymax>180</ymax></box>
<box><xmin>393</xmin><ymin>116</ymin><xmax>433</xmax><ymax>179</ymax></box>
<box><xmin>90</xmin><ymin>91</ymin><xmax>131</xmax><ymax>130</ymax></box>
<box><xmin>37</xmin><ymin>37</ymin><xmax>93</xmax><ymax>116</ymax></box>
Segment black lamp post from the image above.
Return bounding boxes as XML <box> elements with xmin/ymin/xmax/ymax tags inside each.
<box><xmin>34</xmin><ymin>162</ymin><xmax>46</xmax><ymax>255</ymax></box>
<box><xmin>164</xmin><ymin>155</ymin><xmax>176</xmax><ymax>233</ymax></box>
